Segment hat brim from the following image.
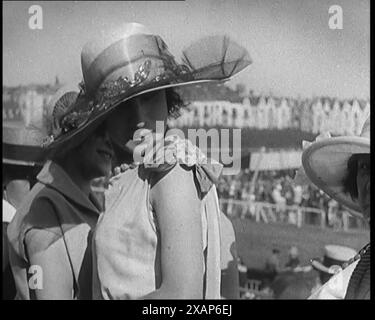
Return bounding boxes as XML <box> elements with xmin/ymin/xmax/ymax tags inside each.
<box><xmin>3</xmin><ymin>146</ymin><xmax>45</xmax><ymax>166</ymax></box>
<box><xmin>45</xmin><ymin>77</ymin><xmax>227</xmax><ymax>150</ymax></box>
<box><xmin>3</xmin><ymin>123</ymin><xmax>46</xmax><ymax>166</ymax></box>
<box><xmin>302</xmin><ymin>136</ymin><xmax>370</xmax><ymax>217</ymax></box>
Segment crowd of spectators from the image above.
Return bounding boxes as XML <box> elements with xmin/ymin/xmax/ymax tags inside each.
<box><xmin>218</xmin><ymin>169</ymin><xmax>326</xmax><ymax>207</ymax></box>
<box><xmin>91</xmin><ymin>163</ymin><xmax>366</xmax><ymax>230</ymax></box>
<box><xmin>92</xmin><ymin>167</ymin><xmax>363</xmax><ymax>230</ymax></box>
<box><xmin>216</xmin><ymin>169</ymin><xmax>362</xmax><ymax>229</ymax></box>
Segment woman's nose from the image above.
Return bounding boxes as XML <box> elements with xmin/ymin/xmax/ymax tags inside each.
<box><xmin>99</xmin><ymin>127</ymin><xmax>113</xmax><ymax>148</ymax></box>
<box><xmin>104</xmin><ymin>130</ymin><xmax>112</xmax><ymax>145</ymax></box>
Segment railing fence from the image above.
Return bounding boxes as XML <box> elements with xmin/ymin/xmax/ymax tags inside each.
<box><xmin>92</xmin><ymin>187</ymin><xmax>367</xmax><ymax>232</ymax></box>
<box><xmin>219</xmin><ymin>198</ymin><xmax>367</xmax><ymax>231</ymax></box>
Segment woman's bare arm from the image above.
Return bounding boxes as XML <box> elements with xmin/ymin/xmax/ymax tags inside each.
<box><xmin>143</xmin><ymin>164</ymin><xmax>204</xmax><ymax>299</ymax></box>
<box><xmin>25</xmin><ymin>199</ymin><xmax>74</xmax><ymax>300</ymax></box>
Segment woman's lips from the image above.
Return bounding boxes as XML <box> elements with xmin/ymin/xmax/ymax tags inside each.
<box><xmin>97</xmin><ymin>149</ymin><xmax>113</xmax><ymax>160</ymax></box>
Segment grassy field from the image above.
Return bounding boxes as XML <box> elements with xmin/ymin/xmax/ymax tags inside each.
<box><xmin>231</xmin><ymin>218</ymin><xmax>369</xmax><ymax>270</ymax></box>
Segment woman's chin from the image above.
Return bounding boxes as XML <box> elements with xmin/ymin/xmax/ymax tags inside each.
<box><xmin>91</xmin><ymin>164</ymin><xmax>111</xmax><ymax>179</ymax></box>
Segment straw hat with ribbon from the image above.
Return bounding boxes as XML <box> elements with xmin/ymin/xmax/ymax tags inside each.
<box><xmin>42</xmin><ymin>22</ymin><xmax>252</xmax><ymax>150</ymax></box>
<box><xmin>296</xmin><ymin>115</ymin><xmax>370</xmax><ymax>217</ymax></box>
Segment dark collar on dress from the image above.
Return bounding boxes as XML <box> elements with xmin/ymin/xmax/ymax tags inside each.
<box><xmin>37</xmin><ymin>160</ymin><xmax>102</xmax><ymax>214</ymax></box>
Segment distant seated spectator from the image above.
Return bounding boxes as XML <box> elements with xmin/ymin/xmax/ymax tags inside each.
<box><xmin>272</xmin><ymin>184</ymin><xmax>286</xmax><ymax>219</ymax></box>
<box><xmin>229</xmin><ymin>181</ymin><xmax>236</xmax><ymax>198</ymax></box>
<box><xmin>284</xmin><ymin>188</ymin><xmax>294</xmax><ymax>206</ymax></box>
<box><xmin>293</xmin><ymin>185</ymin><xmax>303</xmax><ymax>205</ymax></box>
<box><xmin>285</xmin><ymin>246</ymin><xmax>301</xmax><ymax>270</ymax></box>
<box><xmin>265</xmin><ymin>248</ymin><xmax>281</xmax><ymax>276</ymax></box>
<box><xmin>327</xmin><ymin>199</ymin><xmax>339</xmax><ymax>228</ymax></box>
<box><xmin>272</xmin><ymin>184</ymin><xmax>284</xmax><ymax>203</ymax></box>
<box><xmin>301</xmin><ymin>185</ymin><xmax>311</xmax><ymax>207</ymax></box>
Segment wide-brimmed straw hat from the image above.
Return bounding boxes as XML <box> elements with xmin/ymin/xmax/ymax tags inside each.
<box><xmin>301</xmin><ymin>116</ymin><xmax>370</xmax><ymax>216</ymax></box>
<box><xmin>42</xmin><ymin>22</ymin><xmax>252</xmax><ymax>149</ymax></box>
<box><xmin>311</xmin><ymin>244</ymin><xmax>357</xmax><ymax>275</ymax></box>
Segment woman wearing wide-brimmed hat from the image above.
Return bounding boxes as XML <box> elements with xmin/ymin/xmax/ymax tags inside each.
<box><xmin>299</xmin><ymin>116</ymin><xmax>370</xmax><ymax>299</ymax></box>
<box><xmin>7</xmin><ymin>88</ymin><xmax>114</xmax><ymax>299</ymax></box>
<box><xmin>72</xmin><ymin>23</ymin><xmax>251</xmax><ymax>299</ymax></box>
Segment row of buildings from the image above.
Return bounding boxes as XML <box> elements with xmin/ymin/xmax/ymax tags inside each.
<box><xmin>3</xmin><ymin>80</ymin><xmax>61</xmax><ymax>129</ymax></box>
<box><xmin>170</xmin><ymin>96</ymin><xmax>370</xmax><ymax>136</ymax></box>
<box><xmin>3</xmin><ymin>82</ymin><xmax>370</xmax><ymax>136</ymax></box>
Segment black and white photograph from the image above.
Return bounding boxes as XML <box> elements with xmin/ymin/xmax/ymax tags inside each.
<box><xmin>2</xmin><ymin>0</ymin><xmax>370</xmax><ymax>304</ymax></box>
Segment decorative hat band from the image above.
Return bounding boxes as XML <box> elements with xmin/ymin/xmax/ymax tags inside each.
<box><xmin>42</xmin><ymin>57</ymin><xmax>188</xmax><ymax>147</ymax></box>
<box><xmin>42</xmin><ymin>57</ymin><xmax>191</xmax><ymax>147</ymax></box>
<box><xmin>84</xmin><ymin>34</ymin><xmax>191</xmax><ymax>96</ymax></box>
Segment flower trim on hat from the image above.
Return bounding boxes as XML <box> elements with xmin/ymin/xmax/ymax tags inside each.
<box><xmin>42</xmin><ymin>91</ymin><xmax>84</xmax><ymax>147</ymax></box>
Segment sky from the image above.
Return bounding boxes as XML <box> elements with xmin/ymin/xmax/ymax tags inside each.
<box><xmin>2</xmin><ymin>0</ymin><xmax>370</xmax><ymax>99</ymax></box>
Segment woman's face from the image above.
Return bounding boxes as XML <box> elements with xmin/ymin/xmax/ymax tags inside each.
<box><xmin>356</xmin><ymin>154</ymin><xmax>370</xmax><ymax>221</ymax></box>
<box><xmin>75</xmin><ymin>122</ymin><xmax>114</xmax><ymax>179</ymax></box>
<box><xmin>106</xmin><ymin>89</ymin><xmax>168</xmax><ymax>153</ymax></box>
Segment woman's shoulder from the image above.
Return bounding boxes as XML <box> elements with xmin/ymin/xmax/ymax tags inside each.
<box><xmin>149</xmin><ymin>160</ymin><xmax>195</xmax><ymax>192</ymax></box>
<box><xmin>11</xmin><ymin>182</ymin><xmax>69</xmax><ymax>232</ymax></box>
<box><xmin>144</xmin><ymin>135</ymin><xmax>208</xmax><ymax>171</ymax></box>
<box><xmin>24</xmin><ymin>196</ymin><xmax>61</xmax><ymax>229</ymax></box>
<box><xmin>7</xmin><ymin>186</ymin><xmax>64</xmax><ymax>262</ymax></box>
<box><xmin>145</xmin><ymin>135</ymin><xmax>223</xmax><ymax>196</ymax></box>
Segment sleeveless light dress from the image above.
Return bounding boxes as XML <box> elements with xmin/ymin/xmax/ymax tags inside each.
<box><xmin>92</xmin><ymin>136</ymin><xmax>223</xmax><ymax>299</ymax></box>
